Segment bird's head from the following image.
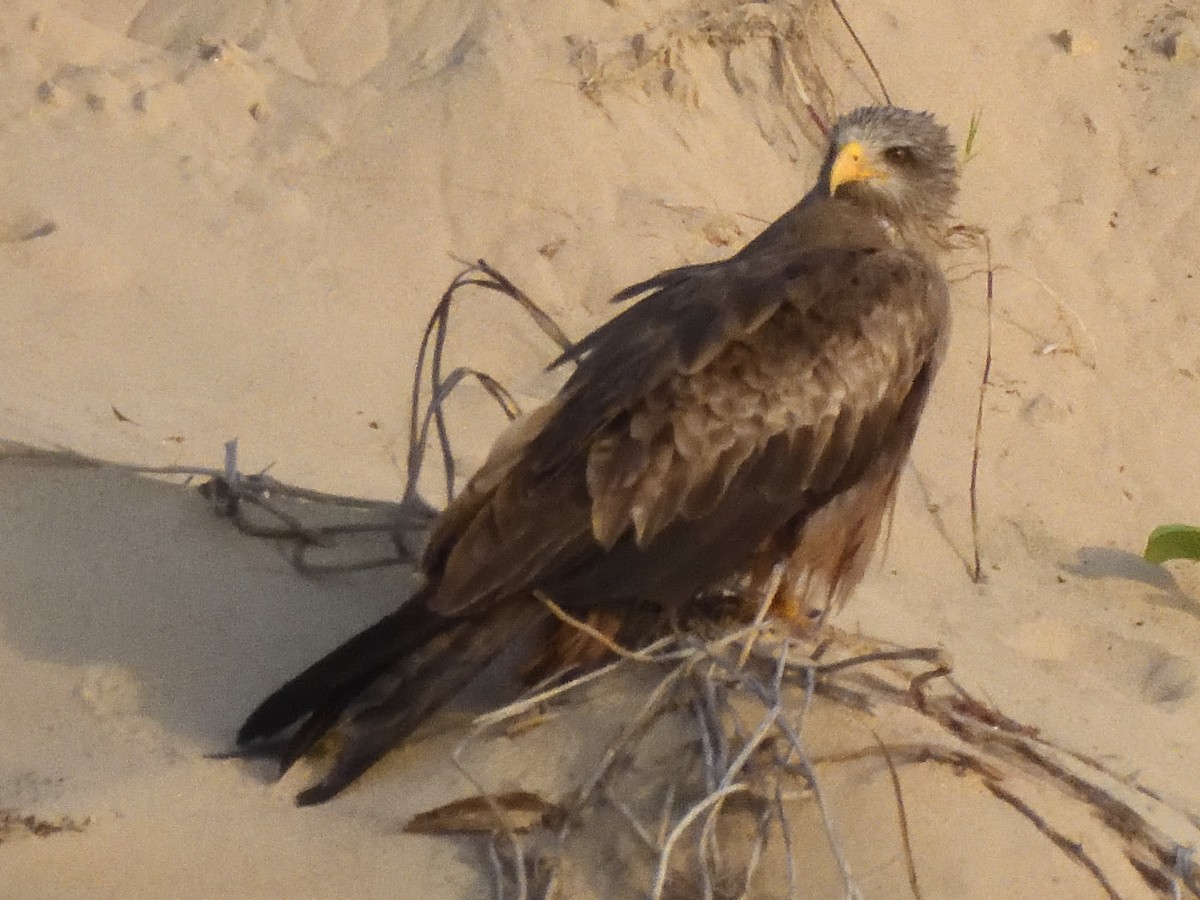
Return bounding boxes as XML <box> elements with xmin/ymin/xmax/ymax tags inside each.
<box><xmin>816</xmin><ymin>106</ymin><xmax>959</xmax><ymax>249</ymax></box>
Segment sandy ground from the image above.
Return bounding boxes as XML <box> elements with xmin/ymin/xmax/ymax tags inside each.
<box><xmin>2</xmin><ymin>0</ymin><xmax>1200</xmax><ymax>897</ymax></box>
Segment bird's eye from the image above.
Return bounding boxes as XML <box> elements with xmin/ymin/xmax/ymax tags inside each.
<box><xmin>883</xmin><ymin>146</ymin><xmax>916</xmax><ymax>165</ymax></box>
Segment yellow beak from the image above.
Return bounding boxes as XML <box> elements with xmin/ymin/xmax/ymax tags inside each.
<box><xmin>829</xmin><ymin>140</ymin><xmax>885</xmax><ymax>192</ymax></box>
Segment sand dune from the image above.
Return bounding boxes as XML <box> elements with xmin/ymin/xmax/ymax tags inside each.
<box><xmin>3</xmin><ymin>1</ymin><xmax>1199</xmax><ymax>896</ymax></box>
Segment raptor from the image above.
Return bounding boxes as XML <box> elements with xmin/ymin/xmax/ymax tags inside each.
<box><xmin>236</xmin><ymin>105</ymin><xmax>960</xmax><ymax>805</ymax></box>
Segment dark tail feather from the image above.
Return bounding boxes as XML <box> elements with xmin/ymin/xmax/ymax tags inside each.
<box><xmin>237</xmin><ymin>590</ymin><xmax>446</xmax><ymax>748</ymax></box>
<box><xmin>237</xmin><ymin>590</ymin><xmax>547</xmax><ymax>805</ymax></box>
<box><xmin>294</xmin><ymin>597</ymin><xmax>547</xmax><ymax>805</ymax></box>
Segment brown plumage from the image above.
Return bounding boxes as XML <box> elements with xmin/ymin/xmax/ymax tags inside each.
<box><xmin>235</xmin><ymin>106</ymin><xmax>960</xmax><ymax>805</ymax></box>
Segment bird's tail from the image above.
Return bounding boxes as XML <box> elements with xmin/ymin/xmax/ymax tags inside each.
<box><xmin>236</xmin><ymin>589</ymin><xmax>545</xmax><ymax>805</ymax></box>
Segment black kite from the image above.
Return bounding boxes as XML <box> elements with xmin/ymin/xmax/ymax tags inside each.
<box><xmin>235</xmin><ymin>106</ymin><xmax>960</xmax><ymax>805</ymax></box>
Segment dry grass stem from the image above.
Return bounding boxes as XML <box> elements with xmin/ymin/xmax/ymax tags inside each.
<box><xmin>829</xmin><ymin>0</ymin><xmax>891</xmax><ymax>105</ymax></box>
<box><xmin>536</xmin><ymin>591</ymin><xmax>666</xmax><ymax>664</ymax></box>
<box><xmin>406</xmin><ymin>259</ymin><xmax>571</xmax><ymax>507</ymax></box>
<box><xmin>873</xmin><ymin>731</ymin><xmax>923</xmax><ymax>900</ymax></box>
<box><xmin>970</xmin><ymin>231</ymin><xmax>994</xmax><ymax>583</ymax></box>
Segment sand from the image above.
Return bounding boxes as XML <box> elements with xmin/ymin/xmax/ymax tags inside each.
<box><xmin>2</xmin><ymin>0</ymin><xmax>1200</xmax><ymax>897</ymax></box>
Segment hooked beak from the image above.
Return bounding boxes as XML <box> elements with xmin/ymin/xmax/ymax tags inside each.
<box><xmin>829</xmin><ymin>140</ymin><xmax>886</xmax><ymax>192</ymax></box>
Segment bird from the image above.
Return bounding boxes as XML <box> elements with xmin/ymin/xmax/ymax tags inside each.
<box><xmin>234</xmin><ymin>105</ymin><xmax>960</xmax><ymax>805</ymax></box>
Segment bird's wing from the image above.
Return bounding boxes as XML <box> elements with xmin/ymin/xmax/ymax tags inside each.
<box><xmin>538</xmin><ymin>244</ymin><xmax>950</xmax><ymax>609</ymax></box>
<box><xmin>427</xmin><ymin>237</ymin><xmax>948</xmax><ymax>616</ymax></box>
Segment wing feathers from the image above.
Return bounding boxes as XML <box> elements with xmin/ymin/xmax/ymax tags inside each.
<box><xmin>581</xmin><ymin>246</ymin><xmax>946</xmax><ymax>558</ymax></box>
<box><xmin>426</xmin><ymin>237</ymin><xmax>948</xmax><ymax>619</ymax></box>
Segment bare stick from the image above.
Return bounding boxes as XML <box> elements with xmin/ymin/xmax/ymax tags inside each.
<box><xmin>454</xmin><ymin>259</ymin><xmax>572</xmax><ymax>352</ymax></box>
<box><xmin>735</xmin><ymin>562</ymin><xmax>785</xmax><ymax>668</ymax></box>
<box><xmin>486</xmin><ymin>837</ymin><xmax>511</xmax><ymax>900</ymax></box>
<box><xmin>603</xmin><ymin>781</ymin><xmax>658</xmax><ymax>852</ymax></box>
<box><xmin>873</xmin><ymin>732</ymin><xmax>923</xmax><ymax>900</ymax></box>
<box><xmin>775</xmin><ymin>783</ymin><xmax>799</xmax><ymax>900</ymax></box>
<box><xmin>970</xmin><ymin>232</ymin><xmax>994</xmax><ymax>582</ymax></box>
<box><xmin>471</xmin><ymin>659</ymin><xmax>624</xmax><ymax>730</ymax></box>
<box><xmin>6</xmin><ymin>441</ymin><xmax>428</xmax><ymax>574</ymax></box>
<box><xmin>651</xmin><ymin>783</ymin><xmax>749</xmax><ymax>900</ymax></box>
<box><xmin>829</xmin><ymin>0</ymin><xmax>892</xmax><ymax>105</ymax></box>
<box><xmin>738</xmin><ymin>795</ymin><xmax>774</xmax><ymax>898</ymax></box>
<box><xmin>657</xmin><ymin>779</ymin><xmax>679</xmax><ymax>850</ymax></box>
<box><xmin>7</xmin><ymin>444</ymin><xmax>399</xmax><ymax>511</ymax></box>
<box><xmin>697</xmin><ymin>667</ymin><xmax>731</xmax><ymax>783</ymax></box>
<box><xmin>406</xmin><ymin>365</ymin><xmax>521</xmax><ymax>502</ymax></box>
<box><xmin>797</xmin><ymin>669</ymin><xmax>860</xmax><ymax>899</ymax></box>
<box><xmin>697</xmin><ymin>644</ymin><xmax>792</xmax><ymax>896</ymax></box>
<box><xmin>691</xmin><ymin>692</ymin><xmax>720</xmax><ymax>797</ymax></box>
<box><xmin>535</xmin><ymin>591</ymin><xmax>665</xmax><ymax>664</ymax></box>
<box><xmin>573</xmin><ymin>661</ymin><xmax>692</xmax><ymax>810</ymax></box>
<box><xmin>720</xmin><ymin>645</ymin><xmax>789</xmax><ymax>791</ymax></box>
<box><xmin>405</xmin><ymin>261</ymin><xmax>571</xmax><ymax>506</ymax></box>
<box><xmin>450</xmin><ymin>737</ymin><xmax>529</xmax><ymax>900</ymax></box>
<box><xmin>982</xmin><ymin>779</ymin><xmax>1122</xmax><ymax>900</ymax></box>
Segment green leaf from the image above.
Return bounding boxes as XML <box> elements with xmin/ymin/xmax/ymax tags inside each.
<box><xmin>1144</xmin><ymin>524</ymin><xmax>1200</xmax><ymax>564</ymax></box>
<box><xmin>962</xmin><ymin>109</ymin><xmax>983</xmax><ymax>164</ymax></box>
